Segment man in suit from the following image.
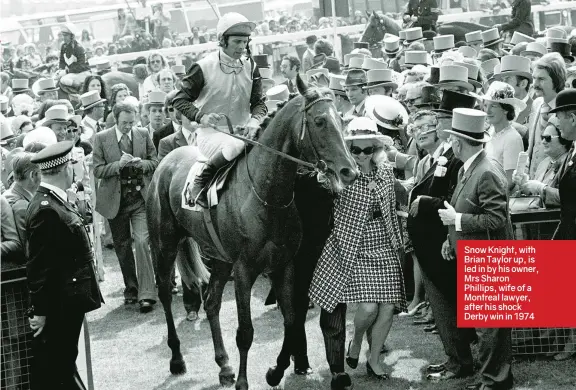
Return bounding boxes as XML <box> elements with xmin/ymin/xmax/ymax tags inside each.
<box><xmin>157</xmin><ymin>114</ymin><xmax>205</xmax><ymax>321</ymax></box>
<box><xmin>93</xmin><ymin>102</ymin><xmax>159</xmax><ymax>312</ymax></box>
<box><xmin>550</xmin><ymin>89</ymin><xmax>576</xmax><ymax>240</ymax></box>
<box><xmin>343</xmin><ymin>69</ymin><xmax>368</xmax><ymax>117</ymax></box>
<box><xmin>145</xmin><ymin>91</ymin><xmax>168</xmax><ymax>143</ymax></box>
<box><xmin>280</xmin><ymin>55</ymin><xmax>300</xmax><ymax>94</ymax></box>
<box><xmin>4</xmin><ymin>151</ymin><xmax>40</xmax><ymax>245</ymax></box>
<box><xmin>408</xmin><ymin>107</ymin><xmax>476</xmax><ymax>381</ymax></box>
<box><xmin>438</xmin><ymin>108</ymin><xmax>513</xmax><ymax>390</ymax></box>
<box><xmin>153</xmin><ymin>90</ymin><xmax>180</xmax><ymax>150</ymax></box>
<box><xmin>527</xmin><ymin>53</ymin><xmax>566</xmax><ymax>177</ymax></box>
<box><xmin>26</xmin><ymin>141</ymin><xmax>102</xmax><ymax>389</ymax></box>
<box><xmin>79</xmin><ymin>90</ymin><xmax>106</xmax><ymax>143</ymax></box>
<box><xmin>302</xmin><ymin>35</ymin><xmax>317</xmax><ymax>73</ymax></box>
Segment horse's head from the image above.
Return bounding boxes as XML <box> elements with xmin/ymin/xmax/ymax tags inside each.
<box><xmin>362</xmin><ymin>10</ymin><xmax>386</xmax><ymax>46</ymax></box>
<box><xmin>288</xmin><ymin>74</ymin><xmax>358</xmax><ymax>192</ymax></box>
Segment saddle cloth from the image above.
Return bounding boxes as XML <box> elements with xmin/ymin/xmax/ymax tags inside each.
<box><xmin>59</xmin><ymin>71</ymin><xmax>91</xmax><ymax>95</ymax></box>
<box><xmin>181</xmin><ymin>159</ymin><xmax>237</xmax><ymax>211</ymax></box>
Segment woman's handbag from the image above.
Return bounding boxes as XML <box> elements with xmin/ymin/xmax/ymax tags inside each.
<box><xmin>509</xmin><ymin>194</ymin><xmax>543</xmax><ymax>212</ymax></box>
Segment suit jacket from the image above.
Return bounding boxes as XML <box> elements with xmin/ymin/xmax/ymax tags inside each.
<box><xmin>4</xmin><ymin>182</ymin><xmax>33</xmax><ymax>246</ymax></box>
<box><xmin>153</xmin><ymin>121</ymin><xmax>175</xmax><ymax>151</ymax></box>
<box><xmin>1</xmin><ymin>194</ymin><xmax>23</xmax><ymax>266</ymax></box>
<box><xmin>407</xmin><ymin>147</ymin><xmax>463</xmax><ymax>299</ymax></box>
<box><xmin>516</xmin><ymin>95</ymin><xmax>532</xmax><ymax>126</ymax></box>
<box><xmin>25</xmin><ymin>186</ymin><xmax>102</xmax><ymax>316</ymax></box>
<box><xmin>527</xmin><ymin>96</ymin><xmax>555</xmax><ymax>177</ymax></box>
<box><xmin>448</xmin><ymin>151</ymin><xmax>513</xmax><ymax>250</ymax></box>
<box><xmin>158</xmin><ymin>129</ymin><xmax>189</xmax><ymax>161</ymax></box>
<box><xmin>553</xmin><ymin>150</ymin><xmax>576</xmax><ymax>240</ymax></box>
<box><xmin>80</xmin><ymin>116</ymin><xmax>103</xmax><ymax>144</ymax></box>
<box><xmin>282</xmin><ymin>79</ymin><xmax>297</xmax><ymax>94</ymax></box>
<box><xmin>92</xmin><ymin>126</ymin><xmax>159</xmax><ymax>219</ymax></box>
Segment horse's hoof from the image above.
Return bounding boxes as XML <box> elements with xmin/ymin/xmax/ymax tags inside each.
<box><xmin>170</xmin><ymin>358</ymin><xmax>186</xmax><ymax>375</ymax></box>
<box><xmin>219</xmin><ymin>367</ymin><xmax>236</xmax><ymax>387</ymax></box>
<box><xmin>265</xmin><ymin>366</ymin><xmax>285</xmax><ymax>387</ymax></box>
<box><xmin>235</xmin><ymin>379</ymin><xmax>249</xmax><ymax>390</ymax></box>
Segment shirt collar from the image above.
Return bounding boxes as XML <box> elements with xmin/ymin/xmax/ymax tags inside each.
<box><xmin>83</xmin><ymin>116</ymin><xmax>98</xmax><ymax>128</ymax></box>
<box><xmin>172</xmin><ymin>121</ymin><xmax>181</xmax><ymax>131</ymax></box>
<box><xmin>115</xmin><ymin>126</ymin><xmax>132</xmax><ymax>142</ymax></box>
<box><xmin>40</xmin><ymin>182</ymin><xmax>67</xmax><ymax>202</ymax></box>
<box><xmin>219</xmin><ymin>49</ymin><xmax>242</xmax><ymax>66</ymax></box>
<box><xmin>432</xmin><ymin>142</ymin><xmax>445</xmax><ymax>160</ymax></box>
<box><xmin>463</xmin><ymin>149</ymin><xmax>483</xmax><ymax>174</ymax></box>
<box><xmin>181</xmin><ymin>127</ymin><xmax>192</xmax><ymax>144</ymax></box>
<box><xmin>355</xmin><ymin>99</ymin><xmax>366</xmax><ymax>112</ymax></box>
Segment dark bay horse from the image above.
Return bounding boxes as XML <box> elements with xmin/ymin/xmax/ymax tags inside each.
<box><xmin>438</xmin><ymin>21</ymin><xmax>491</xmax><ymax>43</ymax></box>
<box><xmin>360</xmin><ymin>11</ymin><xmax>401</xmax><ymax>58</ymax></box>
<box><xmin>145</xmin><ymin>75</ymin><xmax>358</xmax><ymax>390</ymax></box>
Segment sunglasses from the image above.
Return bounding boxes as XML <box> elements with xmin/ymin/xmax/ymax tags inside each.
<box><xmin>541</xmin><ymin>135</ymin><xmax>560</xmax><ymax>143</ymax></box>
<box><xmin>167</xmin><ymin>107</ymin><xmax>175</xmax><ymax>112</ymax></box>
<box><xmin>67</xmin><ymin>127</ymin><xmax>79</xmax><ymax>133</ymax></box>
<box><xmin>350</xmin><ymin>146</ymin><xmax>375</xmax><ymax>155</ymax></box>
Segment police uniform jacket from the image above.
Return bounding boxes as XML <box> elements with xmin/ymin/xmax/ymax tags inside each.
<box><xmin>25</xmin><ymin>185</ymin><xmax>102</xmax><ymax>316</ymax></box>
<box><xmin>405</xmin><ymin>0</ymin><xmax>439</xmax><ymax>28</ymax></box>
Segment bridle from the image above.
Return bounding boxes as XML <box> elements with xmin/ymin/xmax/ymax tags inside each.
<box><xmin>214</xmin><ymin>95</ymin><xmax>334</xmax><ymax>208</ymax></box>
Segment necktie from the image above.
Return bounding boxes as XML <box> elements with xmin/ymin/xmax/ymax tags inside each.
<box><xmin>289</xmin><ymin>80</ymin><xmax>294</xmax><ymax>92</ymax></box>
<box><xmin>119</xmin><ymin>133</ymin><xmax>132</xmax><ymax>154</ymax></box>
<box><xmin>458</xmin><ymin>166</ymin><xmax>465</xmax><ymax>182</ymax></box>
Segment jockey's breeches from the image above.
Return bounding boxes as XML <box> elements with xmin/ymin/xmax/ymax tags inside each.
<box><xmin>196</xmin><ymin>126</ymin><xmax>245</xmax><ymax>161</ymax></box>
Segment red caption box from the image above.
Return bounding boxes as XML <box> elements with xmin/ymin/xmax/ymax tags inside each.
<box><xmin>457</xmin><ymin>240</ymin><xmax>576</xmax><ymax>328</ymax></box>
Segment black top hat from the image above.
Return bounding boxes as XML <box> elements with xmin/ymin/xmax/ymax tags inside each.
<box><xmin>415</xmin><ymin>86</ymin><xmax>441</xmax><ymax>108</ymax></box>
<box><xmin>549</xmin><ymin>42</ymin><xmax>575</xmax><ymax>63</ymax></box>
<box><xmin>433</xmin><ymin>90</ymin><xmax>477</xmax><ymax>115</ymax></box>
<box><xmin>549</xmin><ymin>89</ymin><xmax>576</xmax><ymax>114</ymax></box>
<box><xmin>323</xmin><ymin>57</ymin><xmax>341</xmax><ymax>74</ymax></box>
<box><xmin>423</xmin><ymin>30</ymin><xmax>437</xmax><ymax>40</ymax></box>
<box><xmin>354</xmin><ymin>42</ymin><xmax>369</xmax><ymax>50</ymax></box>
<box><xmin>252</xmin><ymin>54</ymin><xmax>270</xmax><ymax>68</ymax></box>
<box><xmin>427</xmin><ymin>67</ymin><xmax>440</xmax><ymax>85</ymax></box>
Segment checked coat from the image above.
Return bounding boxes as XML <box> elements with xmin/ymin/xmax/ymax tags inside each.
<box><xmin>309</xmin><ymin>163</ymin><xmax>407</xmax><ymax>313</ymax></box>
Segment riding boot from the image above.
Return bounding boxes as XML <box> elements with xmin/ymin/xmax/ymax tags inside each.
<box><xmin>188</xmin><ymin>151</ymin><xmax>230</xmax><ymax>208</ymax></box>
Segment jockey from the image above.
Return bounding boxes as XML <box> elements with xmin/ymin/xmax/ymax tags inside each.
<box><xmin>173</xmin><ymin>12</ymin><xmax>267</xmax><ymax>208</ymax></box>
<box><xmin>403</xmin><ymin>0</ymin><xmax>440</xmax><ymax>32</ymax></box>
<box><xmin>56</xmin><ymin>23</ymin><xmax>91</xmax><ymax>89</ymax></box>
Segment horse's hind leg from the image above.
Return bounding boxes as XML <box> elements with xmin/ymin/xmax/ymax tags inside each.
<box><xmin>266</xmin><ymin>261</ymin><xmax>296</xmax><ymax>386</ymax></box>
<box><xmin>204</xmin><ymin>259</ymin><xmax>235</xmax><ymax>387</ymax></box>
<box><xmin>233</xmin><ymin>261</ymin><xmax>259</xmax><ymax>390</ymax></box>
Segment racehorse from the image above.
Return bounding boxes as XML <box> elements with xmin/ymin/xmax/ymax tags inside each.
<box><xmin>57</xmin><ymin>70</ymin><xmax>140</xmax><ymax>101</ymax></box>
<box><xmin>146</xmin><ymin>75</ymin><xmax>358</xmax><ymax>390</ymax></box>
<box><xmin>360</xmin><ymin>11</ymin><xmax>401</xmax><ymax>58</ymax></box>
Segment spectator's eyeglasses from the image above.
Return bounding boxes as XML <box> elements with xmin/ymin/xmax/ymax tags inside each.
<box><xmin>67</xmin><ymin>127</ymin><xmax>79</xmax><ymax>133</ymax></box>
<box><xmin>350</xmin><ymin>146</ymin><xmax>375</xmax><ymax>155</ymax></box>
<box><xmin>405</xmin><ymin>98</ymin><xmax>419</xmax><ymax>106</ymax></box>
<box><xmin>167</xmin><ymin>107</ymin><xmax>175</xmax><ymax>112</ymax></box>
<box><xmin>408</xmin><ymin>123</ymin><xmax>437</xmax><ymax>135</ymax></box>
<box><xmin>541</xmin><ymin>135</ymin><xmax>559</xmax><ymax>143</ymax></box>
<box><xmin>150</xmin><ymin>60</ymin><xmax>162</xmax><ymax>64</ymax></box>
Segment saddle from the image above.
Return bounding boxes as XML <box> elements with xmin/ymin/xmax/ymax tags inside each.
<box><xmin>181</xmin><ymin>159</ymin><xmax>237</xmax><ymax>211</ymax></box>
<box><xmin>58</xmin><ymin>72</ymin><xmax>90</xmax><ymax>96</ymax></box>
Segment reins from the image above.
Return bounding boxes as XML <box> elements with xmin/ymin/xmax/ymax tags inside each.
<box><xmin>208</xmin><ymin>96</ymin><xmax>333</xmax><ymax>208</ymax></box>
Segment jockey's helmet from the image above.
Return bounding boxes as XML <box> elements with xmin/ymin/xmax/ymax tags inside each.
<box><xmin>217</xmin><ymin>13</ymin><xmax>256</xmax><ymax>40</ymax></box>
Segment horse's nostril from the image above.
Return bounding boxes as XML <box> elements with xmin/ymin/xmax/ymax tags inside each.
<box><xmin>340</xmin><ymin>167</ymin><xmax>357</xmax><ymax>180</ymax></box>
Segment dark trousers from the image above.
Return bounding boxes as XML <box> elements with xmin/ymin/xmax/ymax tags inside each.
<box><xmin>31</xmin><ymin>311</ymin><xmax>86</xmax><ymax>390</ymax></box>
<box><xmin>422</xmin><ymin>270</ymin><xmax>475</xmax><ymax>374</ymax></box>
<box><xmin>171</xmin><ymin>268</ymin><xmax>204</xmax><ymax>313</ymax></box>
<box><xmin>320</xmin><ymin>303</ymin><xmax>347</xmax><ymax>374</ymax></box>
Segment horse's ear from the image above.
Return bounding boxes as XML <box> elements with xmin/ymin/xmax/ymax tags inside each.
<box><xmin>365</xmin><ymin>10</ymin><xmax>371</xmax><ymax>18</ymax></box>
<box><xmin>372</xmin><ymin>10</ymin><xmax>377</xmax><ymax>17</ymax></box>
<box><xmin>295</xmin><ymin>73</ymin><xmax>308</xmax><ymax>95</ymax></box>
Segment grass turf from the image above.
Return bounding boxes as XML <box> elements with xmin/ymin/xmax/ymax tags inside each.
<box><xmin>87</xmin><ymin>248</ymin><xmax>575</xmax><ymax>390</ymax></box>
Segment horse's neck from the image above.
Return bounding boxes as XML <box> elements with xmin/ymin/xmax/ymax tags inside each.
<box><xmin>246</xmin><ymin>110</ymin><xmax>299</xmax><ymax>206</ymax></box>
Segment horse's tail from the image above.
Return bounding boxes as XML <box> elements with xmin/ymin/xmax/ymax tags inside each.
<box><xmin>177</xmin><ymin>238</ymin><xmax>210</xmax><ymax>289</ymax></box>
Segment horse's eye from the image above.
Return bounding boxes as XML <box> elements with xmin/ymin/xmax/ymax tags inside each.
<box><xmin>314</xmin><ymin>117</ymin><xmax>326</xmax><ymax>127</ymax></box>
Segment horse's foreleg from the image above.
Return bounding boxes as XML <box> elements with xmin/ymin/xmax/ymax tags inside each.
<box><xmin>155</xmin><ymin>239</ymin><xmax>185</xmax><ymax>374</ymax></box>
<box><xmin>204</xmin><ymin>260</ymin><xmax>235</xmax><ymax>387</ymax></box>
<box><xmin>233</xmin><ymin>261</ymin><xmax>258</xmax><ymax>390</ymax></box>
<box><xmin>266</xmin><ymin>261</ymin><xmax>296</xmax><ymax>386</ymax></box>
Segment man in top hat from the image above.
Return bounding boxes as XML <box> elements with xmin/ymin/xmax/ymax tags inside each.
<box><xmin>280</xmin><ymin>55</ymin><xmax>300</xmax><ymax>94</ymax></box>
<box><xmin>57</xmin><ymin>23</ymin><xmax>90</xmax><ymax>89</ymax></box>
<box><xmin>482</xmin><ymin>28</ymin><xmax>505</xmax><ymax>55</ymax></box>
<box><xmin>403</xmin><ymin>27</ymin><xmax>426</xmax><ymax>47</ymax></box>
<box><xmin>437</xmin><ymin>64</ymin><xmax>475</xmax><ymax>94</ymax></box>
<box><xmin>302</xmin><ymin>35</ymin><xmax>318</xmax><ymax>73</ymax></box>
<box><xmin>307</xmin><ymin>68</ymin><xmax>330</xmax><ymax>88</ymax></box>
<box><xmin>549</xmin><ymin>39</ymin><xmax>575</xmax><ymax>66</ymax></box>
<box><xmin>404</xmin><ymin>0</ymin><xmax>440</xmax><ymax>32</ymax></box>
<box><xmin>329</xmin><ymin>75</ymin><xmax>352</xmax><ymax>116</ymax></box>
<box><xmin>494</xmin><ymin>0</ymin><xmax>533</xmax><ymax>38</ymax></box>
<box><xmin>364</xmin><ymin>69</ymin><xmax>398</xmax><ymax>97</ymax></box>
<box><xmin>438</xmin><ymin>108</ymin><xmax>513</xmax><ymax>390</ymax></box>
<box><xmin>549</xmin><ymin>88</ymin><xmax>576</xmax><ymax>240</ymax></box>
<box><xmin>0</xmin><ymin>95</ymin><xmax>10</xmax><ymax>117</ymax></box>
<box><xmin>93</xmin><ymin>102</ymin><xmax>159</xmax><ymax>312</ymax></box>
<box><xmin>94</xmin><ymin>59</ymin><xmax>112</xmax><ymax>76</ymax></box>
<box><xmin>26</xmin><ymin>140</ymin><xmax>102</xmax><ymax>389</ymax></box>
<box><xmin>520</xmin><ymin>42</ymin><xmax>547</xmax><ymax>63</ymax></box>
<box><xmin>383</xmin><ymin>36</ymin><xmax>402</xmax><ymax>71</ymax></box>
<box><xmin>79</xmin><ymin>90</ymin><xmax>107</xmax><ymax>142</ymax></box>
<box><xmin>44</xmin><ymin>105</ymin><xmax>82</xmax><ymax>143</ymax></box>
<box><xmin>431</xmin><ymin>35</ymin><xmax>455</xmax><ymax>64</ymax></box>
<box><xmin>144</xmin><ymin>90</ymin><xmax>168</xmax><ymax>141</ymax></box>
<box><xmin>343</xmin><ymin>69</ymin><xmax>368</xmax><ymax>117</ymax></box>
<box><xmin>173</xmin><ymin>12</ymin><xmax>266</xmax><ymax>208</ymax></box>
<box><xmin>414</xmin><ymin>85</ymin><xmax>440</xmax><ymax>109</ymax></box>
<box><xmin>503</xmin><ymin>31</ymin><xmax>534</xmax><ymax>52</ymax></box>
<box><xmin>32</xmin><ymin>78</ymin><xmax>59</xmax><ymax>103</ymax></box>
<box><xmin>465</xmin><ymin>31</ymin><xmax>483</xmax><ymax>54</ymax></box>
<box><xmin>12</xmin><ymin>79</ymin><xmax>30</xmax><ymax>97</ymax></box>
<box><xmin>493</xmin><ymin>55</ymin><xmax>533</xmax><ymax>126</ymax></box>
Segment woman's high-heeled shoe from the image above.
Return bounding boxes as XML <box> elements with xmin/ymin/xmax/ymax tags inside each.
<box><xmin>366</xmin><ymin>361</ymin><xmax>390</xmax><ymax>380</ymax></box>
<box><xmin>398</xmin><ymin>301</ymin><xmax>426</xmax><ymax>317</ymax></box>
<box><xmin>346</xmin><ymin>340</ymin><xmax>359</xmax><ymax>369</ymax></box>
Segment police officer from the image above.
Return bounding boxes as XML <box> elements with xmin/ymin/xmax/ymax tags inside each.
<box><xmin>404</xmin><ymin>0</ymin><xmax>440</xmax><ymax>32</ymax></box>
<box><xmin>26</xmin><ymin>141</ymin><xmax>102</xmax><ymax>389</ymax></box>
